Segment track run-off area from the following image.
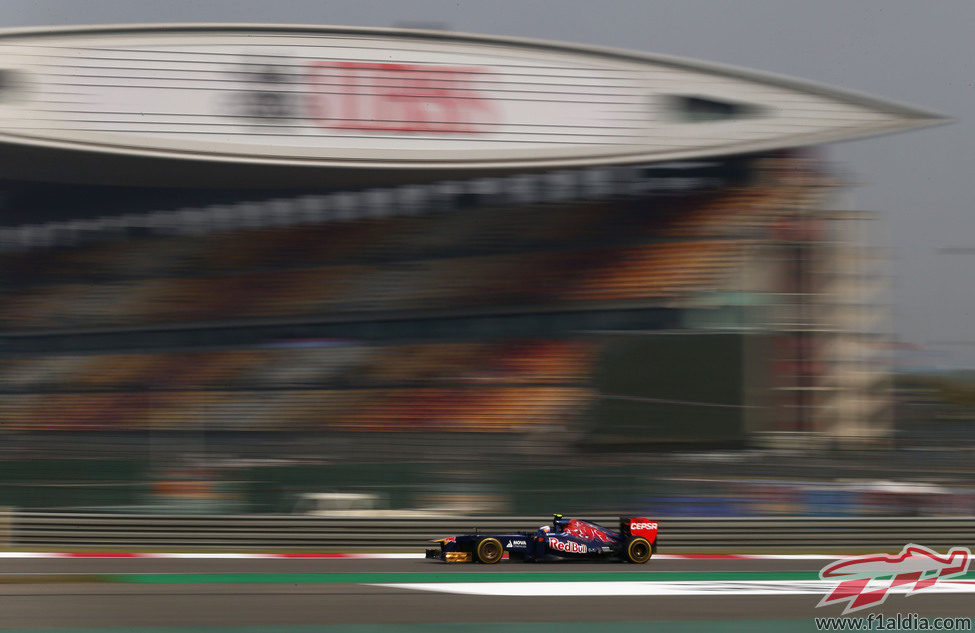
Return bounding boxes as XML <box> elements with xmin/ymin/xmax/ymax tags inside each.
<box><xmin>0</xmin><ymin>553</ymin><xmax>973</xmax><ymax>632</ymax></box>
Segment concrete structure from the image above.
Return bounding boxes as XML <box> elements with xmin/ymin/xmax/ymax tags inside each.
<box><xmin>0</xmin><ymin>24</ymin><xmax>944</xmax><ymax>187</ymax></box>
<box><xmin>0</xmin><ymin>25</ymin><xmax>948</xmax><ymax>448</ymax></box>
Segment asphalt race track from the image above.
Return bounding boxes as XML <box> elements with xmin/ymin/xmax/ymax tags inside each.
<box><xmin>0</xmin><ymin>556</ymin><xmax>972</xmax><ymax>632</ymax></box>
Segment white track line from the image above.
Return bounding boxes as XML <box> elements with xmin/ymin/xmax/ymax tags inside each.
<box><xmin>373</xmin><ymin>580</ymin><xmax>975</xmax><ymax>597</ymax></box>
<box><xmin>0</xmin><ymin>552</ymin><xmax>836</xmax><ymax>559</ymax></box>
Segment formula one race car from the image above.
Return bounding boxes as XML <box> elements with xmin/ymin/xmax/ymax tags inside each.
<box><xmin>425</xmin><ymin>514</ymin><xmax>658</xmax><ymax>564</ymax></box>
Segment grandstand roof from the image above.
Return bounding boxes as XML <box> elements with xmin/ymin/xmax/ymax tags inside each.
<box><xmin>0</xmin><ymin>23</ymin><xmax>947</xmax><ymax>188</ymax></box>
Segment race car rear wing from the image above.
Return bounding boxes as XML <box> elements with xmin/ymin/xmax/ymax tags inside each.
<box><xmin>619</xmin><ymin>516</ymin><xmax>659</xmax><ymax>541</ymax></box>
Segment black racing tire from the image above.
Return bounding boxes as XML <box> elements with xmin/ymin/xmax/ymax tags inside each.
<box><xmin>623</xmin><ymin>536</ymin><xmax>652</xmax><ymax>564</ymax></box>
<box><xmin>474</xmin><ymin>537</ymin><xmax>504</xmax><ymax>564</ymax></box>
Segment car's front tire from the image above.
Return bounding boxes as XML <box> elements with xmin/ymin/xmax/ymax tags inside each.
<box><xmin>623</xmin><ymin>536</ymin><xmax>652</xmax><ymax>563</ymax></box>
<box><xmin>474</xmin><ymin>537</ymin><xmax>504</xmax><ymax>564</ymax></box>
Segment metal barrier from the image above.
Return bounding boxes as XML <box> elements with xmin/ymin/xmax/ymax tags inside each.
<box><xmin>0</xmin><ymin>508</ymin><xmax>10</xmax><ymax>549</ymax></box>
<box><xmin>5</xmin><ymin>512</ymin><xmax>974</xmax><ymax>551</ymax></box>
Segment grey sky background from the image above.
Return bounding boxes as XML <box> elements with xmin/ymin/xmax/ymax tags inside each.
<box><xmin>1</xmin><ymin>1</ymin><xmax>972</xmax><ymax>366</ymax></box>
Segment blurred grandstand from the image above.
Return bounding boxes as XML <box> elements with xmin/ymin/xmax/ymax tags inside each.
<box><xmin>0</xmin><ymin>24</ymin><xmax>965</xmax><ymax>517</ymax></box>
<box><xmin>1</xmin><ymin>154</ymin><xmax>938</xmax><ymax>515</ymax></box>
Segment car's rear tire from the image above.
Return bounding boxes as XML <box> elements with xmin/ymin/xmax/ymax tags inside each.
<box><xmin>623</xmin><ymin>536</ymin><xmax>652</xmax><ymax>564</ymax></box>
<box><xmin>475</xmin><ymin>537</ymin><xmax>504</xmax><ymax>564</ymax></box>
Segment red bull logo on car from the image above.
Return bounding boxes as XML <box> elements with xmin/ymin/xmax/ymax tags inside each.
<box><xmin>562</xmin><ymin>520</ymin><xmax>612</xmax><ymax>543</ymax></box>
<box><xmin>548</xmin><ymin>538</ymin><xmax>591</xmax><ymax>554</ymax></box>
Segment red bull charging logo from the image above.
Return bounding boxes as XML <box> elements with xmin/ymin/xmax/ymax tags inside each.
<box><xmin>562</xmin><ymin>520</ymin><xmax>611</xmax><ymax>543</ymax></box>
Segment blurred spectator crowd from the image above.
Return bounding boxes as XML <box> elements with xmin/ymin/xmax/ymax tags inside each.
<box><xmin>0</xmin><ymin>179</ymin><xmax>815</xmax><ymax>330</ymax></box>
<box><xmin>0</xmin><ymin>158</ymin><xmax>824</xmax><ymax>437</ymax></box>
<box><xmin>0</xmin><ymin>340</ymin><xmax>593</xmax><ymax>432</ymax></box>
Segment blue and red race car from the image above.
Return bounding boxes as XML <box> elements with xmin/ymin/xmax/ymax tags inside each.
<box><xmin>425</xmin><ymin>514</ymin><xmax>658</xmax><ymax>564</ymax></box>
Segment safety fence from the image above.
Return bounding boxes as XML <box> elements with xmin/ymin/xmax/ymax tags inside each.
<box><xmin>3</xmin><ymin>512</ymin><xmax>973</xmax><ymax>551</ymax></box>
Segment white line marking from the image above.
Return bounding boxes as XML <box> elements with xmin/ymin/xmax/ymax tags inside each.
<box><xmin>744</xmin><ymin>554</ymin><xmax>843</xmax><ymax>560</ymax></box>
<box><xmin>372</xmin><ymin>580</ymin><xmax>975</xmax><ymax>597</ymax></box>
<box><xmin>0</xmin><ymin>552</ymin><xmax>836</xmax><ymax>560</ymax></box>
<box><xmin>147</xmin><ymin>553</ymin><xmax>278</xmax><ymax>559</ymax></box>
<box><xmin>653</xmin><ymin>554</ymin><xmax>840</xmax><ymax>560</ymax></box>
<box><xmin>346</xmin><ymin>553</ymin><xmax>426</xmax><ymax>559</ymax></box>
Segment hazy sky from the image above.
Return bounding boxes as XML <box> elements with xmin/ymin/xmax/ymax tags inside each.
<box><xmin>1</xmin><ymin>1</ymin><xmax>973</xmax><ymax>365</ymax></box>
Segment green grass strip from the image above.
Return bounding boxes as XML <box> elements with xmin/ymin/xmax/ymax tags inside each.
<box><xmin>0</xmin><ymin>574</ymin><xmax>105</xmax><ymax>584</ymax></box>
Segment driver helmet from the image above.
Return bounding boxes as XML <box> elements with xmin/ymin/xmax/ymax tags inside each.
<box><xmin>552</xmin><ymin>513</ymin><xmax>569</xmax><ymax>532</ymax></box>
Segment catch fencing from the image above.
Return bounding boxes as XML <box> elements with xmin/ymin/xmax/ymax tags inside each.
<box><xmin>4</xmin><ymin>513</ymin><xmax>973</xmax><ymax>551</ymax></box>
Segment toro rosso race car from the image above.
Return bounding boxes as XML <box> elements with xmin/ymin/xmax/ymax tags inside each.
<box><xmin>426</xmin><ymin>514</ymin><xmax>658</xmax><ymax>564</ymax></box>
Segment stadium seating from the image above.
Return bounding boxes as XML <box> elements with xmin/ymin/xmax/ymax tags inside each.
<box><xmin>0</xmin><ymin>158</ymin><xmax>826</xmax><ymax>434</ymax></box>
<box><xmin>0</xmin><ymin>339</ymin><xmax>597</xmax><ymax>432</ymax></box>
<box><xmin>0</xmin><ymin>178</ymin><xmax>813</xmax><ymax>330</ymax></box>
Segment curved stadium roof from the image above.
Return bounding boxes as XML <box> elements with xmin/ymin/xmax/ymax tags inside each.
<box><xmin>0</xmin><ymin>23</ymin><xmax>947</xmax><ymax>188</ymax></box>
